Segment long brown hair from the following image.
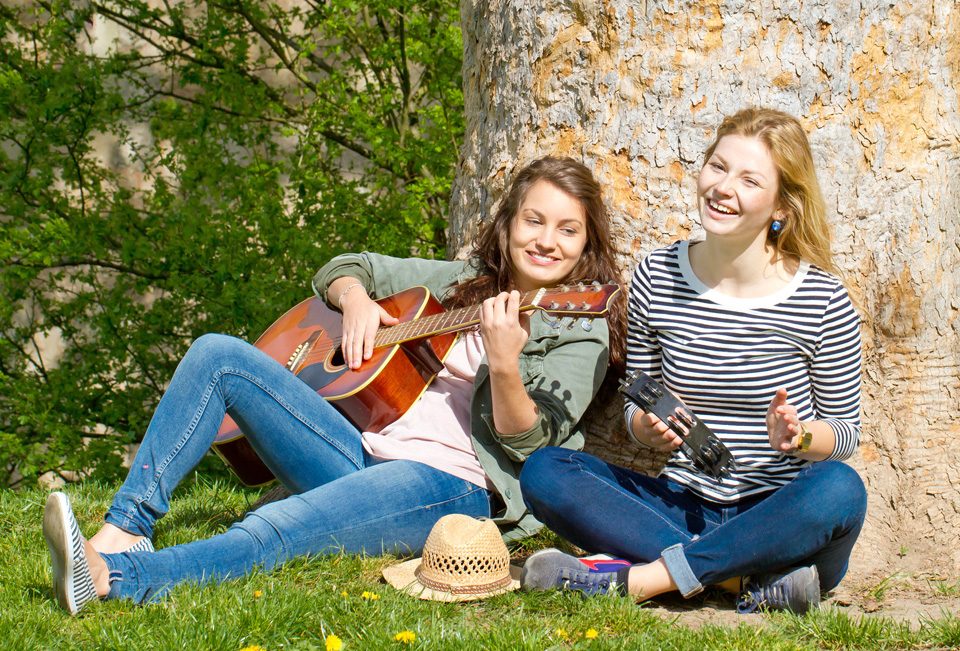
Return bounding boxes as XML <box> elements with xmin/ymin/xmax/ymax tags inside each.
<box><xmin>445</xmin><ymin>156</ymin><xmax>626</xmax><ymax>368</ymax></box>
<box><xmin>703</xmin><ymin>107</ymin><xmax>836</xmax><ymax>274</ymax></box>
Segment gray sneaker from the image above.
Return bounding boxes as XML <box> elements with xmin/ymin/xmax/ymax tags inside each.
<box><xmin>737</xmin><ymin>565</ymin><xmax>821</xmax><ymax>614</ymax></box>
<box><xmin>521</xmin><ymin>549</ymin><xmax>627</xmax><ymax>597</ymax></box>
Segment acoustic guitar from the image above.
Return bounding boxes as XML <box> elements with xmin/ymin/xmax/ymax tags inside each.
<box><xmin>212</xmin><ymin>283</ymin><xmax>621</xmax><ymax>485</ymax></box>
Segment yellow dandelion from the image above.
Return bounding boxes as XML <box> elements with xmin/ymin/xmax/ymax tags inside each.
<box><xmin>554</xmin><ymin>628</ymin><xmax>569</xmax><ymax>639</ymax></box>
<box><xmin>239</xmin><ymin>646</ymin><xmax>266</xmax><ymax>651</ymax></box>
<box><xmin>325</xmin><ymin>634</ymin><xmax>343</xmax><ymax>651</ymax></box>
<box><xmin>394</xmin><ymin>630</ymin><xmax>416</xmax><ymax>644</ymax></box>
<box><xmin>253</xmin><ymin>590</ymin><xmax>263</xmax><ymax>599</ymax></box>
<box><xmin>585</xmin><ymin>628</ymin><xmax>599</xmax><ymax>639</ymax></box>
<box><xmin>361</xmin><ymin>591</ymin><xmax>380</xmax><ymax>601</ymax></box>
<box><xmin>340</xmin><ymin>590</ymin><xmax>349</xmax><ymax>598</ymax></box>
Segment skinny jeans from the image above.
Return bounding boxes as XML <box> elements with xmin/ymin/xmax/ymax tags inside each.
<box><xmin>102</xmin><ymin>334</ymin><xmax>491</xmax><ymax>604</ymax></box>
<box><xmin>520</xmin><ymin>447</ymin><xmax>866</xmax><ymax>597</ymax></box>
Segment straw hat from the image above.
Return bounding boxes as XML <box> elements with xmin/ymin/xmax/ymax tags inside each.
<box><xmin>382</xmin><ymin>514</ymin><xmax>521</xmax><ymax>602</ymax></box>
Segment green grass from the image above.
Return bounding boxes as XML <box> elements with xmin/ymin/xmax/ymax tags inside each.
<box><xmin>862</xmin><ymin>573</ymin><xmax>910</xmax><ymax>602</ymax></box>
<box><xmin>930</xmin><ymin>578</ymin><xmax>960</xmax><ymax>597</ymax></box>
<box><xmin>3</xmin><ymin>479</ymin><xmax>958</xmax><ymax>650</ymax></box>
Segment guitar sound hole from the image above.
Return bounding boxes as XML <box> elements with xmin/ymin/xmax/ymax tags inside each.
<box><xmin>330</xmin><ymin>346</ymin><xmax>346</xmax><ymax>367</ymax></box>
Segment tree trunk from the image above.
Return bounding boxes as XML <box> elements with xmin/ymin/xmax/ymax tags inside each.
<box><xmin>452</xmin><ymin>0</ymin><xmax>960</xmax><ymax>578</ymax></box>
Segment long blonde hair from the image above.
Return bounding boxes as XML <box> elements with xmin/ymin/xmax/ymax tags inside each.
<box><xmin>703</xmin><ymin>107</ymin><xmax>836</xmax><ymax>274</ymax></box>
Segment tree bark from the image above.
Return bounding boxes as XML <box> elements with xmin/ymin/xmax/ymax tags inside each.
<box><xmin>452</xmin><ymin>0</ymin><xmax>960</xmax><ymax>578</ymax></box>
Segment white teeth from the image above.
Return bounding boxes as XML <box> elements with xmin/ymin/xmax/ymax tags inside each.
<box><xmin>528</xmin><ymin>252</ymin><xmax>554</xmax><ymax>263</ymax></box>
<box><xmin>708</xmin><ymin>200</ymin><xmax>737</xmax><ymax>215</ymax></box>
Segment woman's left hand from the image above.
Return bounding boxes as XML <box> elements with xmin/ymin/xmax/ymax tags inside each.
<box><xmin>766</xmin><ymin>387</ymin><xmax>801</xmax><ymax>452</ymax></box>
<box><xmin>480</xmin><ymin>291</ymin><xmax>530</xmax><ymax>374</ymax></box>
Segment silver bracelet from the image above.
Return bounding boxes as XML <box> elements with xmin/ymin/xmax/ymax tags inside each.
<box><xmin>336</xmin><ymin>282</ymin><xmax>365</xmax><ymax>309</ymax></box>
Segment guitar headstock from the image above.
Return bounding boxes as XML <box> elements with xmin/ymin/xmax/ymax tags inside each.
<box><xmin>524</xmin><ymin>282</ymin><xmax>621</xmax><ymax>317</ymax></box>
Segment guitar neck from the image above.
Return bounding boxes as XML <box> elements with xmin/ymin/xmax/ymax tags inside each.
<box><xmin>373</xmin><ymin>289</ymin><xmax>542</xmax><ymax>347</ymax></box>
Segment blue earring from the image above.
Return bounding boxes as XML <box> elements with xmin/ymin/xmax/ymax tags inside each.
<box><xmin>770</xmin><ymin>219</ymin><xmax>783</xmax><ymax>236</ymax></box>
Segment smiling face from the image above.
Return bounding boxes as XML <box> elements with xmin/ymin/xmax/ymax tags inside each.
<box><xmin>507</xmin><ymin>179</ymin><xmax>588</xmax><ymax>292</ymax></box>
<box><xmin>697</xmin><ymin>134</ymin><xmax>781</xmax><ymax>247</ymax></box>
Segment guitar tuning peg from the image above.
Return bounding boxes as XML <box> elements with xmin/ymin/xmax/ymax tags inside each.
<box><xmin>543</xmin><ymin>314</ymin><xmax>561</xmax><ymax>329</ymax></box>
<box><xmin>580</xmin><ymin>318</ymin><xmax>593</xmax><ymax>332</ymax></box>
<box><xmin>549</xmin><ymin>301</ymin><xmax>559</xmax><ymax>310</ymax></box>
<box><xmin>566</xmin><ymin>318</ymin><xmax>577</xmax><ymax>330</ymax></box>
<box><xmin>565</xmin><ymin>301</ymin><xmax>576</xmax><ymax>310</ymax></box>
<box><xmin>581</xmin><ymin>301</ymin><xmax>590</xmax><ymax>310</ymax></box>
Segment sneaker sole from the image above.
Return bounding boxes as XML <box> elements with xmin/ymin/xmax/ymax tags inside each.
<box><xmin>43</xmin><ymin>493</ymin><xmax>92</xmax><ymax>615</ymax></box>
<box><xmin>796</xmin><ymin>565</ymin><xmax>821</xmax><ymax>614</ymax></box>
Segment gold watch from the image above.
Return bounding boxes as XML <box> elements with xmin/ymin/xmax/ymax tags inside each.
<box><xmin>793</xmin><ymin>424</ymin><xmax>813</xmax><ymax>454</ymax></box>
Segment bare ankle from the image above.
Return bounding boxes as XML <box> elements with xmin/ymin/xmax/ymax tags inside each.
<box><xmin>89</xmin><ymin>523</ymin><xmax>145</xmax><ymax>554</ymax></box>
<box><xmin>716</xmin><ymin>576</ymin><xmax>742</xmax><ymax>595</ymax></box>
<box><xmin>84</xmin><ymin>540</ymin><xmax>111</xmax><ymax>598</ymax></box>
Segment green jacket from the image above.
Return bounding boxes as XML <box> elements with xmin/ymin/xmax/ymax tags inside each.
<box><xmin>312</xmin><ymin>252</ymin><xmax>610</xmax><ymax>541</ymax></box>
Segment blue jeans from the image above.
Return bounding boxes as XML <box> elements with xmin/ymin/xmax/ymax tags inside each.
<box><xmin>102</xmin><ymin>334</ymin><xmax>491</xmax><ymax>603</ymax></box>
<box><xmin>519</xmin><ymin>447</ymin><xmax>866</xmax><ymax>597</ymax></box>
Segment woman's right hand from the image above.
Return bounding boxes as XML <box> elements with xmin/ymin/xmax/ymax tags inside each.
<box><xmin>339</xmin><ymin>290</ymin><xmax>399</xmax><ymax>369</ymax></box>
<box><xmin>630</xmin><ymin>410</ymin><xmax>683</xmax><ymax>451</ymax></box>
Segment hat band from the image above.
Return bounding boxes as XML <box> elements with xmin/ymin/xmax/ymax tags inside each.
<box><xmin>415</xmin><ymin>566</ymin><xmax>513</xmax><ymax>596</ymax></box>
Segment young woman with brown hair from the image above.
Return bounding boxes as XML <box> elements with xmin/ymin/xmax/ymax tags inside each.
<box><xmin>43</xmin><ymin>156</ymin><xmax>625</xmax><ymax>614</ymax></box>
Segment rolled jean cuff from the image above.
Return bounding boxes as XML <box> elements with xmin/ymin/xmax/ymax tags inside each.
<box><xmin>661</xmin><ymin>543</ymin><xmax>703</xmax><ymax>598</ymax></box>
<box><xmin>104</xmin><ymin>510</ymin><xmax>150</xmax><ymax>539</ymax></box>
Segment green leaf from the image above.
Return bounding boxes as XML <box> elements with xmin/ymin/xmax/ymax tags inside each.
<box><xmin>0</xmin><ymin>0</ymin><xmax>463</xmax><ymax>487</ymax></box>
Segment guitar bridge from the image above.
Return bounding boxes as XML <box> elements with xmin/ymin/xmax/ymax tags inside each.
<box><xmin>287</xmin><ymin>331</ymin><xmax>321</xmax><ymax>373</ymax></box>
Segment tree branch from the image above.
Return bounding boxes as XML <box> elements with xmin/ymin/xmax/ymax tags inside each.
<box><xmin>9</xmin><ymin>257</ymin><xmax>170</xmax><ymax>282</ymax></box>
<box><xmin>92</xmin><ymin>1</ymin><xmax>400</xmax><ymax>174</ymax></box>
<box><xmin>225</xmin><ymin>0</ymin><xmax>320</xmax><ymax>93</ymax></box>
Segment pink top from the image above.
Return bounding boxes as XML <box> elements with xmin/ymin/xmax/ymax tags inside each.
<box><xmin>361</xmin><ymin>330</ymin><xmax>491</xmax><ymax>489</ymax></box>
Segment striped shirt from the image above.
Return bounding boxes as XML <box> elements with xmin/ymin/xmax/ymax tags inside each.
<box><xmin>624</xmin><ymin>241</ymin><xmax>862</xmax><ymax>503</ymax></box>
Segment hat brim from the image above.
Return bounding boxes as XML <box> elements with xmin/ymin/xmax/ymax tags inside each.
<box><xmin>382</xmin><ymin>557</ymin><xmax>521</xmax><ymax>602</ymax></box>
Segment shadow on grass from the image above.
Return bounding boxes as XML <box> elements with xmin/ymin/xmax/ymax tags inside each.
<box><xmin>154</xmin><ymin>504</ymin><xmax>246</xmax><ymax>538</ymax></box>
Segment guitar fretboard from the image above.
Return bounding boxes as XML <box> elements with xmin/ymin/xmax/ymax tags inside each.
<box><xmin>292</xmin><ymin>282</ymin><xmax>615</xmax><ymax>372</ymax></box>
<box><xmin>373</xmin><ymin>289</ymin><xmax>543</xmax><ymax>346</ymax></box>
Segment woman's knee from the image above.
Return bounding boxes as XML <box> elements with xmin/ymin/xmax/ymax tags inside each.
<box><xmin>187</xmin><ymin>333</ymin><xmax>246</xmax><ymax>361</ymax></box>
<box><xmin>520</xmin><ymin>447</ymin><xmax>575</xmax><ymax>508</ymax></box>
<box><xmin>800</xmin><ymin>461</ymin><xmax>867</xmax><ymax>528</ymax></box>
<box><xmin>814</xmin><ymin>462</ymin><xmax>866</xmax><ymax>507</ymax></box>
<box><xmin>180</xmin><ymin>333</ymin><xmax>259</xmax><ymax>378</ymax></box>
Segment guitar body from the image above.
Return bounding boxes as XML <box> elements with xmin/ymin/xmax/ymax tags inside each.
<box><xmin>212</xmin><ymin>287</ymin><xmax>457</xmax><ymax>486</ymax></box>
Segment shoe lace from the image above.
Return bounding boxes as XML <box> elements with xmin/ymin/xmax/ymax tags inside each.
<box><xmin>736</xmin><ymin>579</ymin><xmax>789</xmax><ymax>614</ymax></box>
<box><xmin>559</xmin><ymin>569</ymin><xmax>613</xmax><ymax>597</ymax></box>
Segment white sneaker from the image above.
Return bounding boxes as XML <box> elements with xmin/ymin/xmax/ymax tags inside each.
<box><xmin>43</xmin><ymin>492</ymin><xmax>98</xmax><ymax>615</ymax></box>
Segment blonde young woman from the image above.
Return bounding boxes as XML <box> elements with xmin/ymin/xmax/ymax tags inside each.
<box><xmin>520</xmin><ymin>108</ymin><xmax>865</xmax><ymax>614</ymax></box>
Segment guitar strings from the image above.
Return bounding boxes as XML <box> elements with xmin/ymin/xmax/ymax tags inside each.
<box><xmin>296</xmin><ymin>286</ymin><xmax>606</xmax><ymax>367</ymax></box>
